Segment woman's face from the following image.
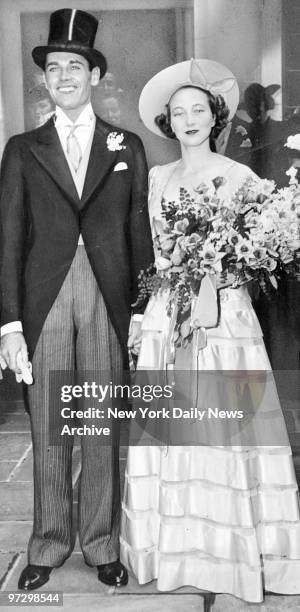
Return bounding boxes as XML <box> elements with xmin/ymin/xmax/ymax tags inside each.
<box><xmin>169</xmin><ymin>87</ymin><xmax>215</xmax><ymax>147</ymax></box>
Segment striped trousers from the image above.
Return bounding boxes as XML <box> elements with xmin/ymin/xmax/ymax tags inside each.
<box><xmin>27</xmin><ymin>246</ymin><xmax>124</xmax><ymax>567</ymax></box>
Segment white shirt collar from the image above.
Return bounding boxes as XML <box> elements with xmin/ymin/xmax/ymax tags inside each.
<box><xmin>54</xmin><ymin>102</ymin><xmax>95</xmax><ymax>128</ymax></box>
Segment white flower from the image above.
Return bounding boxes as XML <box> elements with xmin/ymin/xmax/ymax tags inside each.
<box><xmin>240</xmin><ymin>138</ymin><xmax>252</xmax><ymax>148</ymax></box>
<box><xmin>155</xmin><ymin>256</ymin><xmax>172</xmax><ymax>271</ymax></box>
<box><xmin>107</xmin><ymin>132</ymin><xmax>126</xmax><ymax>151</ymax></box>
<box><xmin>286</xmin><ymin>165</ymin><xmax>298</xmax><ymax>184</ymax></box>
<box><xmin>236</xmin><ymin>125</ymin><xmax>248</xmax><ymax>136</ymax></box>
<box><xmin>284</xmin><ymin>134</ymin><xmax>300</xmax><ymax>151</ymax></box>
<box><xmin>235</xmin><ymin>239</ymin><xmax>253</xmax><ymax>262</ymax></box>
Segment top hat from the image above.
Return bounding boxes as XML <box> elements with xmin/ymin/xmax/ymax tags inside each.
<box><xmin>139</xmin><ymin>58</ymin><xmax>239</xmax><ymax>138</ymax></box>
<box><xmin>32</xmin><ymin>8</ymin><xmax>107</xmax><ymax>77</ymax></box>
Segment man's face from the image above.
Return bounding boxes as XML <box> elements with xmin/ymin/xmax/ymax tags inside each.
<box><xmin>44</xmin><ymin>52</ymin><xmax>100</xmax><ymax>120</ymax></box>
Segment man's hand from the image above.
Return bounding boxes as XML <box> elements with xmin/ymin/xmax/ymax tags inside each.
<box><xmin>128</xmin><ymin>319</ymin><xmax>142</xmax><ymax>356</ymax></box>
<box><xmin>0</xmin><ymin>332</ymin><xmax>28</xmax><ymax>374</ymax></box>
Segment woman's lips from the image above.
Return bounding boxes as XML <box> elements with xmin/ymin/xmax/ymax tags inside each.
<box><xmin>185</xmin><ymin>129</ymin><xmax>199</xmax><ymax>135</ymax></box>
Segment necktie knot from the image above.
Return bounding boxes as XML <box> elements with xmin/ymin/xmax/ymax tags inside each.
<box><xmin>66</xmin><ymin>124</ymin><xmax>82</xmax><ymax>172</ymax></box>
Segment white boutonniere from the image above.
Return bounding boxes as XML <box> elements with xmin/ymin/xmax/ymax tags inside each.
<box><xmin>107</xmin><ymin>132</ymin><xmax>126</xmax><ymax>151</ymax></box>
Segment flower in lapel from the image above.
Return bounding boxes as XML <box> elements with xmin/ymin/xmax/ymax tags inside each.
<box><xmin>106</xmin><ymin>132</ymin><xmax>126</xmax><ymax>151</ymax></box>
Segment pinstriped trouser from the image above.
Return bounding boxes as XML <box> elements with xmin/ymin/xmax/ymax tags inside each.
<box><xmin>27</xmin><ymin>246</ymin><xmax>124</xmax><ymax>567</ymax></box>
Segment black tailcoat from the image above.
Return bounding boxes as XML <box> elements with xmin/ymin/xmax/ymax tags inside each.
<box><xmin>0</xmin><ymin>116</ymin><xmax>154</xmax><ymax>359</ymax></box>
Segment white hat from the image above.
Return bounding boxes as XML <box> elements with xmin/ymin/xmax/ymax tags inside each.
<box><xmin>139</xmin><ymin>58</ymin><xmax>239</xmax><ymax>138</ymax></box>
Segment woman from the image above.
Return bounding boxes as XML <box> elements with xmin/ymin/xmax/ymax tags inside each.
<box><xmin>121</xmin><ymin>59</ymin><xmax>300</xmax><ymax>603</ymax></box>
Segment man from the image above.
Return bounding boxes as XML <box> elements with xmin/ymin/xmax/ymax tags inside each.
<box><xmin>0</xmin><ymin>9</ymin><xmax>153</xmax><ymax>590</ymax></box>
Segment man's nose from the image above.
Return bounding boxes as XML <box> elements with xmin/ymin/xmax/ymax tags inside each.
<box><xmin>59</xmin><ymin>67</ymin><xmax>71</xmax><ymax>80</ymax></box>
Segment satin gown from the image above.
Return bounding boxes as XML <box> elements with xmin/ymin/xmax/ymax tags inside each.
<box><xmin>120</xmin><ymin>159</ymin><xmax>300</xmax><ymax>602</ymax></box>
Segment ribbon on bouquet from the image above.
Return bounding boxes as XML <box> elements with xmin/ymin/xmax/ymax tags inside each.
<box><xmin>164</xmin><ymin>301</ymin><xmax>178</xmax><ymax>366</ymax></box>
<box><xmin>191</xmin><ymin>273</ymin><xmax>218</xmax><ymax>328</ymax></box>
<box><xmin>190</xmin><ymin>274</ymin><xmax>218</xmax><ymax>364</ymax></box>
<box><xmin>165</xmin><ymin>274</ymin><xmax>219</xmax><ymax>366</ymax></box>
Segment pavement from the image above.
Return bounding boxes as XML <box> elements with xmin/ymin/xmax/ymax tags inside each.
<box><xmin>1</xmin><ymin>375</ymin><xmax>300</xmax><ymax>612</ymax></box>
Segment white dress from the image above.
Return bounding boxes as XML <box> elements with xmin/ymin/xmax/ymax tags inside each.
<box><xmin>120</xmin><ymin>159</ymin><xmax>300</xmax><ymax>603</ymax></box>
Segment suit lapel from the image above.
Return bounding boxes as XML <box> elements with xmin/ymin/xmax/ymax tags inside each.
<box><xmin>30</xmin><ymin>118</ymin><xmax>80</xmax><ymax>207</ymax></box>
<box><xmin>29</xmin><ymin>116</ymin><xmax>118</xmax><ymax>210</ymax></box>
<box><xmin>80</xmin><ymin>117</ymin><xmax>118</xmax><ymax>209</ymax></box>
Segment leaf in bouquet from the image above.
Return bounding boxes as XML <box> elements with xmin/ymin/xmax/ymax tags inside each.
<box><xmin>269</xmin><ymin>274</ymin><xmax>278</xmax><ymax>289</ymax></box>
<box><xmin>172</xmin><ymin>329</ymin><xmax>180</xmax><ymax>344</ymax></box>
<box><xmin>266</xmin><ymin>248</ymin><xmax>279</xmax><ymax>258</ymax></box>
<box><xmin>171</xmin><ymin>242</ymin><xmax>184</xmax><ymax>265</ymax></box>
<box><xmin>182</xmin><ymin>336</ymin><xmax>192</xmax><ymax>349</ymax></box>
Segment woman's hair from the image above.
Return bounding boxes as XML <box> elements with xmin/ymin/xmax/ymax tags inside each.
<box><xmin>154</xmin><ymin>86</ymin><xmax>230</xmax><ymax>151</ymax></box>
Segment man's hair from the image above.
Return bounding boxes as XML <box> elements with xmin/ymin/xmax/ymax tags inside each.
<box><xmin>155</xmin><ymin>86</ymin><xmax>230</xmax><ymax>151</ymax></box>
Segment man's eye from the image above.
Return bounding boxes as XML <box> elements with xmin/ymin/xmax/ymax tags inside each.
<box><xmin>71</xmin><ymin>65</ymin><xmax>81</xmax><ymax>70</ymax></box>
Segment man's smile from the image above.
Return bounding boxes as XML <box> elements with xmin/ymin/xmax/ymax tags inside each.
<box><xmin>57</xmin><ymin>86</ymin><xmax>78</xmax><ymax>93</ymax></box>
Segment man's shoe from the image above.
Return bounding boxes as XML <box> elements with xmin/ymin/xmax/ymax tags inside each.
<box><xmin>97</xmin><ymin>559</ymin><xmax>128</xmax><ymax>587</ymax></box>
<box><xmin>18</xmin><ymin>565</ymin><xmax>53</xmax><ymax>590</ymax></box>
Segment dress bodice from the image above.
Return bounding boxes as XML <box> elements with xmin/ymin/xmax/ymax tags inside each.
<box><xmin>148</xmin><ymin>157</ymin><xmax>257</xmax><ymax>239</ymax></box>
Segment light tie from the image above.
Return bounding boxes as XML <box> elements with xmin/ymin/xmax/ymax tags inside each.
<box><xmin>66</xmin><ymin>124</ymin><xmax>82</xmax><ymax>172</ymax></box>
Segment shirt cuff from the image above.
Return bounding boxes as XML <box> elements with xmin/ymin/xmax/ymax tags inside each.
<box><xmin>1</xmin><ymin>321</ymin><xmax>23</xmax><ymax>336</ymax></box>
<box><xmin>131</xmin><ymin>314</ymin><xmax>144</xmax><ymax>322</ymax></box>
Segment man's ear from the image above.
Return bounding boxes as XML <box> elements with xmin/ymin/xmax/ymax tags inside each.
<box><xmin>91</xmin><ymin>66</ymin><xmax>101</xmax><ymax>86</ymax></box>
<box><xmin>43</xmin><ymin>72</ymin><xmax>49</xmax><ymax>91</ymax></box>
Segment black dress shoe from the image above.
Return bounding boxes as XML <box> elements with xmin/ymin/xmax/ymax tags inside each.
<box><xmin>18</xmin><ymin>565</ymin><xmax>53</xmax><ymax>590</ymax></box>
<box><xmin>97</xmin><ymin>559</ymin><xmax>128</xmax><ymax>587</ymax></box>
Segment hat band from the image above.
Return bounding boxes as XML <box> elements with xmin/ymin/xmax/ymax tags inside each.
<box><xmin>46</xmin><ymin>41</ymin><xmax>94</xmax><ymax>52</ymax></box>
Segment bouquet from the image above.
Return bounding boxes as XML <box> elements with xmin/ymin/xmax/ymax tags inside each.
<box><xmin>135</xmin><ymin>142</ymin><xmax>300</xmax><ymax>345</ymax></box>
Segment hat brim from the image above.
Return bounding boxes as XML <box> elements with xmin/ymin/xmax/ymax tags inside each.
<box><xmin>32</xmin><ymin>44</ymin><xmax>107</xmax><ymax>77</ymax></box>
<box><xmin>139</xmin><ymin>59</ymin><xmax>239</xmax><ymax>138</ymax></box>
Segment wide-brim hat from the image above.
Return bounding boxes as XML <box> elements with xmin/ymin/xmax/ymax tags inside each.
<box><xmin>32</xmin><ymin>8</ymin><xmax>107</xmax><ymax>77</ymax></box>
<box><xmin>139</xmin><ymin>58</ymin><xmax>239</xmax><ymax>138</ymax></box>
